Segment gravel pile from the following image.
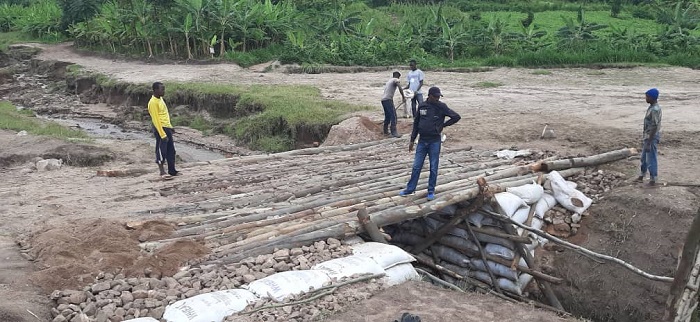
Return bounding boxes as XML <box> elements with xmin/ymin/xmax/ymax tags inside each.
<box><xmin>49</xmin><ymin>239</ymin><xmax>353</xmax><ymax>322</ymax></box>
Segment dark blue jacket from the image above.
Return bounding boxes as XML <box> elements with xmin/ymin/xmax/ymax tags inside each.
<box><xmin>410</xmin><ymin>100</ymin><xmax>461</xmax><ymax>143</ymax></box>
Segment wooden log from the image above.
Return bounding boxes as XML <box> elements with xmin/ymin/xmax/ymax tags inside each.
<box><xmin>411</xmin><ymin>178</ymin><xmax>487</xmax><ymax>254</ymax></box>
<box><xmin>465</xmin><ymin>218</ymin><xmax>502</xmax><ymax>293</ymax></box>
<box><xmin>357</xmin><ymin>207</ymin><xmax>387</xmax><ymax>243</ymax></box>
<box><xmin>541</xmin><ymin>148</ymin><xmax>637</xmax><ymax>172</ymax></box>
<box><xmin>500</xmin><ymin>220</ymin><xmax>564</xmax><ymax>310</ymax></box>
<box><xmin>664</xmin><ymin>208</ymin><xmax>700</xmax><ymax>322</ymax></box>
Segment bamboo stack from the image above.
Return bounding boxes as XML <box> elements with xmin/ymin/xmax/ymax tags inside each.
<box><xmin>135</xmin><ymin>138</ymin><xmax>635</xmax><ymax>269</ymax></box>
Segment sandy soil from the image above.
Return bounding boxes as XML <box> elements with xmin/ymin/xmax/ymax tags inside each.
<box><xmin>324</xmin><ymin>280</ymin><xmax>576</xmax><ymax>322</ymax></box>
<box><xmin>1</xmin><ymin>43</ymin><xmax>699</xmax><ymax>321</ymax></box>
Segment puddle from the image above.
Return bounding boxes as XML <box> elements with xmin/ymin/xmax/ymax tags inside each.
<box><xmin>43</xmin><ymin>116</ymin><xmax>226</xmax><ymax>162</ymax></box>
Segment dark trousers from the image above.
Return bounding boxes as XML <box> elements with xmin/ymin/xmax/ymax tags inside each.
<box><xmin>381</xmin><ymin>99</ymin><xmax>397</xmax><ymax>133</ymax></box>
<box><xmin>411</xmin><ymin>93</ymin><xmax>424</xmax><ymax>117</ymax></box>
<box><xmin>154</xmin><ymin>127</ymin><xmax>177</xmax><ymax>175</ymax></box>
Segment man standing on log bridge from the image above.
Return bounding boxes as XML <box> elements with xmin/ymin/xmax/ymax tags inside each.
<box><xmin>400</xmin><ymin>87</ymin><xmax>461</xmax><ymax>201</ymax></box>
<box><xmin>635</xmin><ymin>88</ymin><xmax>662</xmax><ymax>186</ymax></box>
<box><xmin>148</xmin><ymin>82</ymin><xmax>179</xmax><ymax>180</ymax></box>
<box><xmin>381</xmin><ymin>71</ymin><xmax>406</xmax><ymax>138</ymax></box>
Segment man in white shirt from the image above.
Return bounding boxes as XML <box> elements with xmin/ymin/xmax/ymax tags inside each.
<box><xmin>403</xmin><ymin>60</ymin><xmax>425</xmax><ymax>118</ymax></box>
<box><xmin>381</xmin><ymin>71</ymin><xmax>406</xmax><ymax>138</ymax></box>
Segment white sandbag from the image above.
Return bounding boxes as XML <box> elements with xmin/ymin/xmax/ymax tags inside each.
<box><xmin>431</xmin><ymin>245</ymin><xmax>471</xmax><ymax>268</ymax></box>
<box><xmin>434</xmin><ymin>204</ymin><xmax>459</xmax><ymax>216</ymax></box>
<box><xmin>511</xmin><ymin>206</ymin><xmax>531</xmax><ymax>224</ymax></box>
<box><xmin>467</xmin><ymin>212</ymin><xmax>485</xmax><ymax>227</ymax></box>
<box><xmin>544</xmin><ymin>179</ymin><xmax>578</xmax><ymax>191</ymax></box>
<box><xmin>530</xmin><ymin>216</ymin><xmax>544</xmax><ymax>230</ymax></box>
<box><xmin>469</xmin><ymin>259</ymin><xmax>518</xmax><ymax>281</ymax></box>
<box><xmin>534</xmin><ymin>192</ymin><xmax>557</xmax><ymax>219</ymax></box>
<box><xmin>124</xmin><ymin>319</ymin><xmax>160</xmax><ymax>322</ymax></box>
<box><xmin>494</xmin><ymin>192</ymin><xmax>528</xmax><ymax>217</ymax></box>
<box><xmin>351</xmin><ymin>242</ymin><xmax>415</xmax><ymax>269</ymax></box>
<box><xmin>383</xmin><ymin>263</ymin><xmax>420</xmax><ymax>286</ymax></box>
<box><xmin>506</xmin><ymin>184</ymin><xmax>544</xmax><ymax>204</ymax></box>
<box><xmin>440</xmin><ymin>235</ymin><xmax>480</xmax><ymax>253</ymax></box>
<box><xmin>525</xmin><ymin>237</ymin><xmax>540</xmax><ymax>251</ymax></box>
<box><xmin>163</xmin><ymin>289</ymin><xmax>258</xmax><ymax>322</ymax></box>
<box><xmin>498</xmin><ymin>273</ymin><xmax>534</xmax><ymax>296</ymax></box>
<box><xmin>312</xmin><ymin>255</ymin><xmax>385</xmax><ymax>280</ymax></box>
<box><xmin>246</xmin><ymin>270</ymin><xmax>330</xmax><ymax>302</ymax></box>
<box><xmin>484</xmin><ymin>243</ymin><xmax>515</xmax><ymax>260</ymax></box>
<box><xmin>549</xmin><ymin>171</ymin><xmax>592</xmax><ymax>214</ymax></box>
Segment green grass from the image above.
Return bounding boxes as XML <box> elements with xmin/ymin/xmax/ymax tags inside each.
<box><xmin>473</xmin><ymin>81</ymin><xmax>504</xmax><ymax>88</ymax></box>
<box><xmin>0</xmin><ymin>31</ymin><xmax>64</xmax><ymax>51</ymax></box>
<box><xmin>77</xmin><ymin>70</ymin><xmax>371</xmax><ymax>152</ymax></box>
<box><xmin>0</xmin><ymin>101</ymin><xmax>89</xmax><ymax>139</ymax></box>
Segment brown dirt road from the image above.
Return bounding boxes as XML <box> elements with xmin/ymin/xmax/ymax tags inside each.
<box><xmin>2</xmin><ymin>43</ymin><xmax>699</xmax><ymax>321</ymax></box>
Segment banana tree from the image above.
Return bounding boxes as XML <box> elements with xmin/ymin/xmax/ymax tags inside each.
<box><xmin>440</xmin><ymin>16</ymin><xmax>469</xmax><ymax>62</ymax></box>
<box><xmin>129</xmin><ymin>0</ymin><xmax>155</xmax><ymax>57</ymax></box>
<box><xmin>211</xmin><ymin>0</ymin><xmax>237</xmax><ymax>56</ymax></box>
<box><xmin>175</xmin><ymin>0</ymin><xmax>212</xmax><ymax>57</ymax></box>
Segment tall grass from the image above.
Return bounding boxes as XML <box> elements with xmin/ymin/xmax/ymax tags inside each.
<box><xmin>0</xmin><ymin>101</ymin><xmax>88</xmax><ymax>139</ymax></box>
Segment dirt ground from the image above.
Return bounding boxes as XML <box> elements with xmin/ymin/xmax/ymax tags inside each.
<box><xmin>325</xmin><ymin>280</ymin><xmax>575</xmax><ymax>322</ymax></box>
<box><xmin>1</xmin><ymin>43</ymin><xmax>699</xmax><ymax>321</ymax></box>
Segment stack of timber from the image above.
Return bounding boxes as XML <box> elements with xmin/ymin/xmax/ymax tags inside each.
<box><xmin>136</xmin><ymin>138</ymin><xmax>635</xmax><ymax>271</ymax></box>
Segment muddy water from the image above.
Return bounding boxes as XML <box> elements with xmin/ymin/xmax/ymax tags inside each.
<box><xmin>44</xmin><ymin>116</ymin><xmax>226</xmax><ymax>162</ymax></box>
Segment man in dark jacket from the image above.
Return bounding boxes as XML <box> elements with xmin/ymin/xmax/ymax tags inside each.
<box><xmin>399</xmin><ymin>87</ymin><xmax>461</xmax><ymax>201</ymax></box>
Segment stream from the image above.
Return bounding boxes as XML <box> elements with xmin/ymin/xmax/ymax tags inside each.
<box><xmin>44</xmin><ymin>116</ymin><xmax>226</xmax><ymax>162</ymax></box>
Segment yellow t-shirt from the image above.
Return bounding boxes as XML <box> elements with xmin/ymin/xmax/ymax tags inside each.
<box><xmin>148</xmin><ymin>95</ymin><xmax>172</xmax><ymax>139</ymax></box>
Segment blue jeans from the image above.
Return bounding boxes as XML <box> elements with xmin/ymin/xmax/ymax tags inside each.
<box><xmin>381</xmin><ymin>100</ymin><xmax>397</xmax><ymax>132</ymax></box>
<box><xmin>405</xmin><ymin>140</ymin><xmax>441</xmax><ymax>194</ymax></box>
<box><xmin>154</xmin><ymin>127</ymin><xmax>177</xmax><ymax>175</ymax></box>
<box><xmin>640</xmin><ymin>134</ymin><xmax>660</xmax><ymax>179</ymax></box>
<box><xmin>411</xmin><ymin>93</ymin><xmax>424</xmax><ymax>117</ymax></box>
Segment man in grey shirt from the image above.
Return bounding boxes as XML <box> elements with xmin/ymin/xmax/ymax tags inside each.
<box><xmin>403</xmin><ymin>60</ymin><xmax>425</xmax><ymax>118</ymax></box>
<box><xmin>381</xmin><ymin>71</ymin><xmax>406</xmax><ymax>138</ymax></box>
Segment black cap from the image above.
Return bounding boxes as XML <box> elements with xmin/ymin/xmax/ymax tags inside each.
<box><xmin>428</xmin><ymin>87</ymin><xmax>442</xmax><ymax>97</ymax></box>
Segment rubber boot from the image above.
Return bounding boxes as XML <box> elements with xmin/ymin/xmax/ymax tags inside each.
<box><xmin>383</xmin><ymin>124</ymin><xmax>389</xmax><ymax>136</ymax></box>
<box><xmin>158</xmin><ymin>163</ymin><xmax>166</xmax><ymax>176</ymax></box>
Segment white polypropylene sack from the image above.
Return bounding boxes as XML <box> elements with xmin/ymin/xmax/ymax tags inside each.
<box><xmin>467</xmin><ymin>211</ymin><xmax>485</xmax><ymax>227</ymax></box>
<box><xmin>246</xmin><ymin>270</ymin><xmax>330</xmax><ymax>302</ymax></box>
<box><xmin>383</xmin><ymin>263</ymin><xmax>420</xmax><ymax>286</ymax></box>
<box><xmin>494</xmin><ymin>192</ymin><xmax>528</xmax><ymax>217</ymax></box>
<box><xmin>484</xmin><ymin>243</ymin><xmax>515</xmax><ymax>260</ymax></box>
<box><xmin>549</xmin><ymin>171</ymin><xmax>592</xmax><ymax>214</ymax></box>
<box><xmin>498</xmin><ymin>274</ymin><xmax>534</xmax><ymax>295</ymax></box>
<box><xmin>163</xmin><ymin>289</ymin><xmax>258</xmax><ymax>322</ymax></box>
<box><xmin>534</xmin><ymin>192</ymin><xmax>557</xmax><ymax>219</ymax></box>
<box><xmin>469</xmin><ymin>260</ymin><xmax>518</xmax><ymax>281</ymax></box>
<box><xmin>124</xmin><ymin>319</ymin><xmax>160</xmax><ymax>322</ymax></box>
<box><xmin>506</xmin><ymin>184</ymin><xmax>544</xmax><ymax>204</ymax></box>
<box><xmin>351</xmin><ymin>242</ymin><xmax>416</xmax><ymax>269</ymax></box>
<box><xmin>311</xmin><ymin>255</ymin><xmax>385</xmax><ymax>280</ymax></box>
<box><xmin>511</xmin><ymin>206</ymin><xmax>531</xmax><ymax>224</ymax></box>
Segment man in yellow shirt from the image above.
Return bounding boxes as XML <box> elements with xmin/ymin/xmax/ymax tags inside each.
<box><xmin>148</xmin><ymin>82</ymin><xmax>178</xmax><ymax>178</ymax></box>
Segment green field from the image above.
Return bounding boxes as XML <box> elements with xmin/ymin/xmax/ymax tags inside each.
<box><xmin>2</xmin><ymin>0</ymin><xmax>700</xmax><ymax>68</ymax></box>
<box><xmin>0</xmin><ymin>101</ymin><xmax>88</xmax><ymax>139</ymax></box>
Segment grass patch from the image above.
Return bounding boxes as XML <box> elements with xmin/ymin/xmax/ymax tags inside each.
<box><xmin>0</xmin><ymin>31</ymin><xmax>64</xmax><ymax>51</ymax></box>
<box><xmin>76</xmin><ymin>69</ymin><xmax>370</xmax><ymax>152</ymax></box>
<box><xmin>531</xmin><ymin>69</ymin><xmax>552</xmax><ymax>75</ymax></box>
<box><xmin>473</xmin><ymin>81</ymin><xmax>504</xmax><ymax>88</ymax></box>
<box><xmin>0</xmin><ymin>101</ymin><xmax>89</xmax><ymax>139</ymax></box>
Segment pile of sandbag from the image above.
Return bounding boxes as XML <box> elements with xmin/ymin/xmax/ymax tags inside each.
<box><xmin>125</xmin><ymin>243</ymin><xmax>419</xmax><ymax>322</ymax></box>
<box><xmin>388</xmin><ymin>170</ymin><xmax>592</xmax><ymax>296</ymax></box>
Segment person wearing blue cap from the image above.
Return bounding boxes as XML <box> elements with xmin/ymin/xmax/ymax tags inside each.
<box><xmin>399</xmin><ymin>87</ymin><xmax>461</xmax><ymax>201</ymax></box>
<box><xmin>635</xmin><ymin>88</ymin><xmax>662</xmax><ymax>185</ymax></box>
